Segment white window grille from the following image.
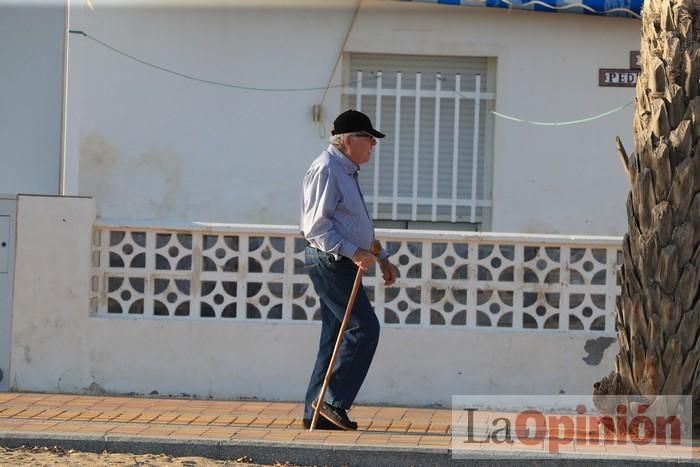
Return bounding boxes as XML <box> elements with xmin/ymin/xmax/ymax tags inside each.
<box><xmin>342</xmin><ymin>53</ymin><xmax>496</xmax><ymax>230</ymax></box>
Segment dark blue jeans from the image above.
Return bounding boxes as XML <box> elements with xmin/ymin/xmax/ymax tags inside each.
<box><xmin>303</xmin><ymin>246</ymin><xmax>380</xmax><ymax>419</ymax></box>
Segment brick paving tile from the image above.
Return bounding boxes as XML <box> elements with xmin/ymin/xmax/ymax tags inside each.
<box><xmin>418</xmin><ymin>436</ymin><xmax>451</xmax><ymax>447</ymax></box>
<box><xmin>387</xmin><ymin>434</ymin><xmax>422</xmax><ymax>446</ymax></box>
<box><xmin>91</xmin><ymin>411</ymin><xmax>123</xmax><ymax>422</ymax></box>
<box><xmin>348</xmin><ymin>406</ymin><xmax>379</xmax><ymax>418</ymax></box>
<box><xmin>368</xmin><ymin>420</ymin><xmax>392</xmax><ymax>432</ymax></box>
<box><xmin>108</xmin><ymin>424</ymin><xmax>149</xmax><ymax>435</ymax></box>
<box><xmin>189</xmin><ymin>415</ymin><xmax>218</xmax><ymax>425</ymax></box>
<box><xmin>0</xmin><ymin>408</ymin><xmax>27</xmax><ymax>418</ymax></box>
<box><xmin>31</xmin><ymin>400</ymin><xmax>67</xmax><ymax>407</ymax></box>
<box><xmin>248</xmin><ymin>417</ymin><xmax>275</xmax><ymax>428</ymax></box>
<box><xmin>169</xmin><ymin>426</ymin><xmax>211</xmax><ymax>438</ymax></box>
<box><xmin>50</xmin><ymin>411</ymin><xmax>83</xmax><ymax>421</ymax></box>
<box><xmin>355</xmin><ymin>433</ymin><xmax>392</xmax><ymax>445</ymax></box>
<box><xmin>94</xmin><ymin>404</ymin><xmax>125</xmax><ymax>412</ymax></box>
<box><xmin>112</xmin><ymin>412</ymin><xmax>142</xmax><ymax>423</ymax></box>
<box><xmin>208</xmin><ymin>415</ymin><xmax>237</xmax><ymax>426</ymax></box>
<box><xmin>387</xmin><ymin>420</ymin><xmax>411</xmax><ymax>433</ymax></box>
<box><xmin>170</xmin><ymin>414</ymin><xmax>199</xmax><ymax>425</ymax></box>
<box><xmin>132</xmin><ymin>412</ymin><xmax>162</xmax><ymax>423</ymax></box>
<box><xmin>138</xmin><ymin>426</ymin><xmax>177</xmax><ymax>437</ymax></box>
<box><xmin>196</xmin><ymin>410</ymin><xmax>229</xmax><ymax>417</ymax></box>
<box><xmin>323</xmin><ymin>432</ymin><xmax>362</xmax><ymax>444</ymax></box>
<box><xmin>72</xmin><ymin>410</ymin><xmax>104</xmax><ymax>421</ymax></box>
<box><xmin>231</xmin><ymin>407</ymin><xmax>264</xmax><ymax>416</ymax></box>
<box><xmin>260</xmin><ymin>409</ymin><xmax>297</xmax><ymax>418</ymax></box>
<box><xmin>0</xmin><ymin>420</ymin><xmax>26</xmax><ymax>429</ymax></box>
<box><xmin>68</xmin><ymin>426</ymin><xmax>110</xmax><ymax>436</ymax></box>
<box><xmin>152</xmin><ymin>412</ymin><xmax>180</xmax><ymax>423</ymax></box>
<box><xmin>263</xmin><ymin>430</ymin><xmax>302</xmax><ymax>442</ymax></box>
<box><xmin>354</xmin><ymin>419</ymin><xmax>372</xmax><ymax>431</ymax></box>
<box><xmin>117</xmin><ymin>404</ymin><xmax>157</xmax><ymax>412</ymax></box>
<box><xmin>14</xmin><ymin>408</ymin><xmax>47</xmax><ymax>418</ymax></box>
<box><xmin>232</xmin><ymin>429</ymin><xmax>271</xmax><ymax>441</ymax></box>
<box><xmin>406</xmin><ymin>421</ymin><xmax>431</xmax><ymax>434</ymax></box>
<box><xmin>427</xmin><ymin>422</ymin><xmax>449</xmax><ymax>434</ymax></box>
<box><xmin>73</xmin><ymin>423</ymin><xmax>117</xmax><ymax>435</ymax></box>
<box><xmin>293</xmin><ymin>431</ymin><xmax>330</xmax><ymax>443</ymax></box>
<box><xmin>44</xmin><ymin>422</ymin><xmax>88</xmax><ymax>433</ymax></box>
<box><xmin>11</xmin><ymin>394</ymin><xmax>46</xmax><ymax>401</ymax></box>
<box><xmin>430</xmin><ymin>411</ymin><xmax>453</xmax><ymax>422</ymax></box>
<box><xmin>33</xmin><ymin>409</ymin><xmax>66</xmax><ymax>419</ymax></box>
<box><xmin>237</xmin><ymin>402</ymin><xmax>270</xmax><ymax>409</ymax></box>
<box><xmin>62</xmin><ymin>400</ymin><xmax>98</xmax><ymax>406</ymax></box>
<box><xmin>200</xmin><ymin>428</ymin><xmax>239</xmax><ymax>439</ymax></box>
<box><xmin>402</xmin><ymin>408</ymin><xmax>435</xmax><ymax>420</ymax></box>
<box><xmin>266</xmin><ymin>402</ymin><xmax>301</xmax><ymax>411</ymax></box>
<box><xmin>231</xmin><ymin>415</ymin><xmax>256</xmax><ymax>426</ymax></box>
<box><xmin>15</xmin><ymin>421</ymin><xmax>59</xmax><ymax>432</ymax></box>
<box><xmin>120</xmin><ymin>399</ymin><xmax>158</xmax><ymax>406</ymax></box>
<box><xmin>375</xmin><ymin>407</ymin><xmax>407</xmax><ymax>419</ymax></box>
<box><xmin>180</xmin><ymin>402</ymin><xmax>215</xmax><ymax>409</ymax></box>
<box><xmin>270</xmin><ymin>417</ymin><xmax>295</xmax><ymax>428</ymax></box>
<box><xmin>289</xmin><ymin>418</ymin><xmax>305</xmax><ymax>430</ymax></box>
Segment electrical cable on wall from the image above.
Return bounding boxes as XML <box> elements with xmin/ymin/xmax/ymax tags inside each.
<box><xmin>69</xmin><ymin>30</ymin><xmax>363</xmax><ymax>92</ymax></box>
<box><xmin>314</xmin><ymin>0</ymin><xmax>363</xmax><ymax>138</ymax></box>
<box><xmin>68</xmin><ymin>29</ymin><xmax>634</xmax><ymax>127</ymax></box>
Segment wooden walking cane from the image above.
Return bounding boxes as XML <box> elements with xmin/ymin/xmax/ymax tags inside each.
<box><xmin>309</xmin><ymin>240</ymin><xmax>381</xmax><ymax>431</ymax></box>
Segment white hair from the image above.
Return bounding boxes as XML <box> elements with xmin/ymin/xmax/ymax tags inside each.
<box><xmin>329</xmin><ymin>133</ymin><xmax>349</xmax><ymax>148</ymax></box>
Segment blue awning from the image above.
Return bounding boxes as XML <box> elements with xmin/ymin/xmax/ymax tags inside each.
<box><xmin>402</xmin><ymin>0</ymin><xmax>642</xmax><ymax>19</ymax></box>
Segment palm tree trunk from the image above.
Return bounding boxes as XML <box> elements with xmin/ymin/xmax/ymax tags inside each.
<box><xmin>594</xmin><ymin>0</ymin><xmax>700</xmax><ymax>427</ymax></box>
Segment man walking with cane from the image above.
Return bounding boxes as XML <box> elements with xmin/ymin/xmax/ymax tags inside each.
<box><xmin>300</xmin><ymin>109</ymin><xmax>397</xmax><ymax>430</ymax></box>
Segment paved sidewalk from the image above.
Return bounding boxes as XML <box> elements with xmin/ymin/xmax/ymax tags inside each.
<box><xmin>0</xmin><ymin>392</ymin><xmax>696</xmax><ymax>466</ymax></box>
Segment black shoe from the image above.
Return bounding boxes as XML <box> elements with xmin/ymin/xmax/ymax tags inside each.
<box><xmin>311</xmin><ymin>400</ymin><xmax>358</xmax><ymax>431</ymax></box>
<box><xmin>302</xmin><ymin>417</ymin><xmax>345</xmax><ymax>430</ymax></box>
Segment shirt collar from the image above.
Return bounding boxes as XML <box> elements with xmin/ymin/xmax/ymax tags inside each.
<box><xmin>327</xmin><ymin>145</ymin><xmax>359</xmax><ymax>175</ymax></box>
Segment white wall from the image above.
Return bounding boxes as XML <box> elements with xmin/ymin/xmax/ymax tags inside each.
<box><xmin>68</xmin><ymin>0</ymin><xmax>638</xmax><ymax>235</ymax></box>
<box><xmin>0</xmin><ymin>4</ymin><xmax>64</xmax><ymax>196</ymax></box>
<box><xmin>10</xmin><ymin>196</ymin><xmax>617</xmax><ymax>406</ymax></box>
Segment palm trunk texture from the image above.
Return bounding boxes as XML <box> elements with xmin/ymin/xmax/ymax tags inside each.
<box><xmin>593</xmin><ymin>0</ymin><xmax>700</xmax><ymax>427</ymax></box>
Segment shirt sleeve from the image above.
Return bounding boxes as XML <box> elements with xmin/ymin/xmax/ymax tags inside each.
<box><xmin>302</xmin><ymin>165</ymin><xmax>358</xmax><ymax>259</ymax></box>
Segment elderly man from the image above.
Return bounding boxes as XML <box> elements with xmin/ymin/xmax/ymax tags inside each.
<box><xmin>300</xmin><ymin>109</ymin><xmax>397</xmax><ymax>430</ymax></box>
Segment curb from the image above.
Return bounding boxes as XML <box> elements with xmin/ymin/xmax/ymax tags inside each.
<box><xmin>0</xmin><ymin>432</ymin><xmax>695</xmax><ymax>466</ymax></box>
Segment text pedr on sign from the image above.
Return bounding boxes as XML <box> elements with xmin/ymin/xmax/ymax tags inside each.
<box><xmin>599</xmin><ymin>68</ymin><xmax>639</xmax><ymax>87</ymax></box>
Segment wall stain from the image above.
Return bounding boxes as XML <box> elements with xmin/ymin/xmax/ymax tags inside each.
<box><xmin>79</xmin><ymin>133</ymin><xmax>183</xmax><ymax>218</ymax></box>
<box><xmin>582</xmin><ymin>337</ymin><xmax>616</xmax><ymax>366</ymax></box>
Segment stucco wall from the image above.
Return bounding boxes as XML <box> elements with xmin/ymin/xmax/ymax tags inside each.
<box><xmin>67</xmin><ymin>1</ymin><xmax>638</xmax><ymax>236</ymax></box>
<box><xmin>10</xmin><ymin>196</ymin><xmax>617</xmax><ymax>407</ymax></box>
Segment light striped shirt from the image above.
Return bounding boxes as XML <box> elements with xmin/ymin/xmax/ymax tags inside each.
<box><xmin>300</xmin><ymin>145</ymin><xmax>388</xmax><ymax>261</ymax></box>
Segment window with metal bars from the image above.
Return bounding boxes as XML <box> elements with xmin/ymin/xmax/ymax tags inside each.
<box><xmin>342</xmin><ymin>53</ymin><xmax>496</xmax><ymax>231</ymax></box>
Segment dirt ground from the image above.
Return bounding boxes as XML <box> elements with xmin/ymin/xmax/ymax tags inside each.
<box><xmin>0</xmin><ymin>446</ymin><xmax>290</xmax><ymax>467</ymax></box>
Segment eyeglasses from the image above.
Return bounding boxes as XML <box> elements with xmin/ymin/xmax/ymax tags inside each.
<box><xmin>350</xmin><ymin>133</ymin><xmax>376</xmax><ymax>142</ymax></box>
